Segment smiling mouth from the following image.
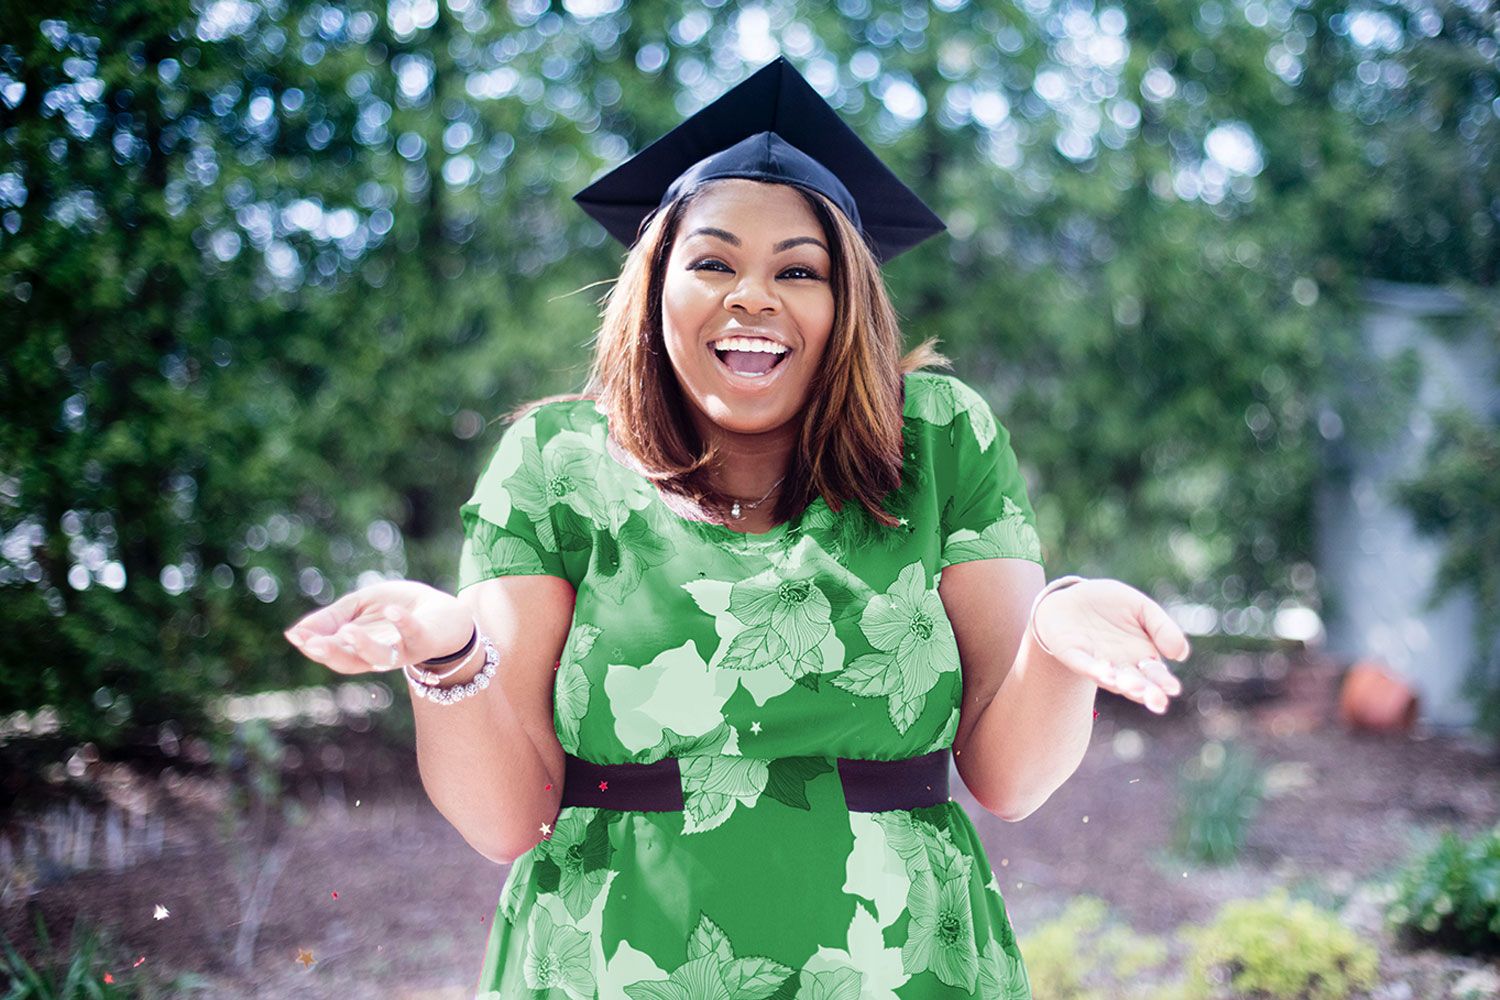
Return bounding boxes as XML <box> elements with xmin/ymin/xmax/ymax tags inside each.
<box><xmin>710</xmin><ymin>346</ymin><xmax>791</xmax><ymax>379</ymax></box>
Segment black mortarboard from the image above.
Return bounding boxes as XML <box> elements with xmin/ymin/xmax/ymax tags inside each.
<box><xmin>572</xmin><ymin>56</ymin><xmax>946</xmax><ymax>264</ymax></box>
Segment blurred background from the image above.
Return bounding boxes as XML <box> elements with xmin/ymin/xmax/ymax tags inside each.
<box><xmin>1</xmin><ymin>0</ymin><xmax>1498</xmax><ymax>997</ymax></box>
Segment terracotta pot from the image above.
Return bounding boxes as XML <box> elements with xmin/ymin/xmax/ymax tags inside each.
<box><xmin>1338</xmin><ymin>660</ymin><xmax>1419</xmax><ymax>733</ymax></box>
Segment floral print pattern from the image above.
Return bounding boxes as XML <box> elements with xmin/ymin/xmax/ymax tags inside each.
<box><xmin>459</xmin><ymin>373</ymin><xmax>1040</xmax><ymax>998</ymax></box>
<box><xmin>832</xmin><ymin>561</ymin><xmax>960</xmax><ymax>734</ymax></box>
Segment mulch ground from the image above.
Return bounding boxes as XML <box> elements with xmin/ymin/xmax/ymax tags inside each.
<box><xmin>2</xmin><ymin>653</ymin><xmax>1497</xmax><ymax>998</ymax></box>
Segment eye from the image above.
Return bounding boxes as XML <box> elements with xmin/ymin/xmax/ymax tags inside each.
<box><xmin>688</xmin><ymin>258</ymin><xmax>825</xmax><ymax>281</ymax></box>
<box><xmin>780</xmin><ymin>265</ymin><xmax>824</xmax><ymax>281</ymax></box>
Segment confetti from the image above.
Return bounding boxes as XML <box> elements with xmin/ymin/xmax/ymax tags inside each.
<box><xmin>355</xmin><ymin>799</ymin><xmax>361</xmax><ymax>807</ymax></box>
<box><xmin>104</xmin><ymin>973</ymin><xmax>114</xmax><ymax>984</ymax></box>
<box><xmin>1082</xmin><ymin>815</ymin><xmax>1089</xmax><ymax>823</ymax></box>
<box><xmin>540</xmin><ymin>822</ymin><xmax>552</xmax><ymax>836</ymax></box>
<box><xmin>750</xmin><ymin>721</ymin><xmax>762</xmax><ymax>735</ymax></box>
<box><xmin>1092</xmin><ymin>709</ymin><xmax>1100</xmax><ymax>719</ymax></box>
<box><xmin>153</xmin><ymin>904</ymin><xmax>169</xmax><ymax>920</ymax></box>
<box><xmin>133</xmin><ymin>956</ymin><xmax>146</xmax><ymax>968</ymax></box>
<box><xmin>545</xmin><ymin>783</ymin><xmax>552</xmax><ymax>791</ymax></box>
<box><xmin>598</xmin><ymin>780</ymin><xmax>608</xmax><ymax>791</ymax></box>
<box><xmin>296</xmin><ymin>948</ymin><xmax>316</xmax><ymax>967</ymax></box>
<box><xmin>1129</xmin><ymin>778</ymin><xmax>1140</xmax><ymax>784</ymax></box>
<box><xmin>330</xmin><ymin>891</ymin><xmax>339</xmax><ymax>900</ymax></box>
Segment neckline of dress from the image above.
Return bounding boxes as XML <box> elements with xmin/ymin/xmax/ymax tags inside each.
<box><xmin>589</xmin><ymin>402</ymin><xmax>824</xmax><ymax>546</ymax></box>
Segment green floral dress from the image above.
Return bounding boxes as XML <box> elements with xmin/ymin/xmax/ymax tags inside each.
<box><xmin>456</xmin><ymin>371</ymin><xmax>1044</xmax><ymax>1000</ymax></box>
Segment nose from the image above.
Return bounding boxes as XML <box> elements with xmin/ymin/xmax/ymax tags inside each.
<box><xmin>723</xmin><ymin>272</ymin><xmax>779</xmax><ymax>315</ymax></box>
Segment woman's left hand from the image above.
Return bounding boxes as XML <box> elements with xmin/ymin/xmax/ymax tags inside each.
<box><xmin>1031</xmin><ymin>578</ymin><xmax>1191</xmax><ymax>715</ymax></box>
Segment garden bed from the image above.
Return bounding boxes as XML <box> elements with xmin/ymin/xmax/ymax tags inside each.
<box><xmin>2</xmin><ymin>651</ymin><xmax>1497</xmax><ymax>998</ymax></box>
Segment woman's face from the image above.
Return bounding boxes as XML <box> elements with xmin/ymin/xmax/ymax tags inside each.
<box><xmin>660</xmin><ymin>178</ymin><xmax>836</xmax><ymax>439</ymax></box>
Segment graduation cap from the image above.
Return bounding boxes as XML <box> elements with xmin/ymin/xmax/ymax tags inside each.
<box><xmin>572</xmin><ymin>56</ymin><xmax>946</xmax><ymax>264</ymax></box>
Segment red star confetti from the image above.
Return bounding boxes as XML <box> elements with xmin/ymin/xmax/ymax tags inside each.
<box><xmin>545</xmin><ymin>783</ymin><xmax>552</xmax><ymax>791</ymax></box>
<box><xmin>153</xmin><ymin>904</ymin><xmax>169</xmax><ymax>920</ymax></box>
<box><xmin>104</xmin><ymin>973</ymin><xmax>114</xmax><ymax>984</ymax></box>
<box><xmin>296</xmin><ymin>948</ymin><xmax>316</xmax><ymax>968</ymax></box>
<box><xmin>598</xmin><ymin>780</ymin><xmax>608</xmax><ymax>791</ymax></box>
<box><xmin>330</xmin><ymin>891</ymin><xmax>339</xmax><ymax>900</ymax></box>
<box><xmin>1093</xmin><ymin>709</ymin><xmax>1100</xmax><ymax>719</ymax></box>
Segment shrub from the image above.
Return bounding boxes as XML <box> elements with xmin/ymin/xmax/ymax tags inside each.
<box><xmin>1018</xmin><ymin>896</ymin><xmax>1171</xmax><ymax>1000</ymax></box>
<box><xmin>1172</xmin><ymin>739</ymin><xmax>1265</xmax><ymax>865</ymax></box>
<box><xmin>1384</xmin><ymin>825</ymin><xmax>1500</xmax><ymax>957</ymax></box>
<box><xmin>0</xmin><ymin>912</ymin><xmax>210</xmax><ymax>998</ymax></box>
<box><xmin>1180</xmin><ymin>888</ymin><xmax>1379</xmax><ymax>1000</ymax></box>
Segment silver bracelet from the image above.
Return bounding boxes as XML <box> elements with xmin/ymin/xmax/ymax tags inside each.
<box><xmin>406</xmin><ymin>632</ymin><xmax>498</xmax><ymax>705</ymax></box>
<box><xmin>1025</xmin><ymin>575</ymin><xmax>1086</xmax><ymax>658</ymax></box>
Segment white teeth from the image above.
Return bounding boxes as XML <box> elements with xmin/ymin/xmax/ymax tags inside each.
<box><xmin>710</xmin><ymin>337</ymin><xmax>788</xmax><ymax>354</ymax></box>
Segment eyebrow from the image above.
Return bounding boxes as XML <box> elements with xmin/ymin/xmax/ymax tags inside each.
<box><xmin>686</xmin><ymin>226</ymin><xmax>828</xmax><ymax>254</ymax></box>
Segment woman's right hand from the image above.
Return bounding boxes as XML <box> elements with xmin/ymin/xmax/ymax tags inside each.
<box><xmin>282</xmin><ymin>579</ymin><xmax>474</xmax><ymax>676</ymax></box>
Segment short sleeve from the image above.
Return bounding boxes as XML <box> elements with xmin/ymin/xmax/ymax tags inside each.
<box><xmin>935</xmin><ymin>380</ymin><xmax>1045</xmax><ymax>569</ymax></box>
<box><xmin>455</xmin><ymin>406</ymin><xmax>571</xmax><ymax>591</ymax></box>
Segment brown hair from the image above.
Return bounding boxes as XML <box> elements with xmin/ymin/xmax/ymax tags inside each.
<box><xmin>504</xmin><ymin>177</ymin><xmax>951</xmax><ymax>538</ymax></box>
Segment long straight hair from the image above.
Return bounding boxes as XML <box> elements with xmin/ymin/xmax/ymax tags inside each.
<box><xmin>506</xmin><ymin>178</ymin><xmax>951</xmax><ymax>533</ymax></box>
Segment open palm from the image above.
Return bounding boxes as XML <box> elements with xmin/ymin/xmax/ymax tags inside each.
<box><xmin>1033</xmin><ymin>578</ymin><xmax>1191</xmax><ymax>714</ymax></box>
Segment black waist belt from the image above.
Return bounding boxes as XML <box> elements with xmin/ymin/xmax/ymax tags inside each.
<box><xmin>559</xmin><ymin>748</ymin><xmax>950</xmax><ymax>812</ymax></box>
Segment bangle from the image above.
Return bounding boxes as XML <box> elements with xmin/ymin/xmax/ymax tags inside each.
<box><xmin>405</xmin><ymin>622</ymin><xmax>480</xmax><ymax>685</ymax></box>
<box><xmin>1026</xmin><ymin>575</ymin><xmax>1086</xmax><ymax>659</ymax></box>
<box><xmin>421</xmin><ymin>623</ymin><xmax>477</xmax><ymax>665</ymax></box>
<box><xmin>407</xmin><ymin>632</ymin><xmax>498</xmax><ymax>705</ymax></box>
<box><xmin>404</xmin><ymin>637</ymin><xmax>481</xmax><ymax>687</ymax></box>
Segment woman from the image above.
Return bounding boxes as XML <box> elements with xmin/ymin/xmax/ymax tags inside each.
<box><xmin>284</xmin><ymin>58</ymin><xmax>1188</xmax><ymax>999</ymax></box>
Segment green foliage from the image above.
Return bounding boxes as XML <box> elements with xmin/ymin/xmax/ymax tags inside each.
<box><xmin>1385</xmin><ymin>825</ymin><xmax>1500</xmax><ymax>957</ymax></box>
<box><xmin>0</xmin><ymin>912</ymin><xmax>210</xmax><ymax>999</ymax></box>
<box><xmin>2</xmin><ymin>0</ymin><xmax>1498</xmax><ymax>744</ymax></box>
<box><xmin>1017</xmin><ymin>896</ymin><xmax>1172</xmax><ymax>1000</ymax></box>
<box><xmin>213</xmin><ymin>718</ymin><xmax>288</xmax><ymax>818</ymax></box>
<box><xmin>1172</xmin><ymin>740</ymin><xmax>1265</xmax><ymax>865</ymax></box>
<box><xmin>1180</xmin><ymin>888</ymin><xmax>1379</xmax><ymax>1000</ymax></box>
<box><xmin>1392</xmin><ymin>402</ymin><xmax>1500</xmax><ymax>743</ymax></box>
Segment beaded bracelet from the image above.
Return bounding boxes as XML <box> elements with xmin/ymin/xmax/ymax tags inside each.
<box><xmin>406</xmin><ymin>631</ymin><xmax>498</xmax><ymax>705</ymax></box>
<box><xmin>1025</xmin><ymin>575</ymin><xmax>1086</xmax><ymax>658</ymax></box>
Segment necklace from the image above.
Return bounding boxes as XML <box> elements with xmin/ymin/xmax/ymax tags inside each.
<box><xmin>728</xmin><ymin>475</ymin><xmax>785</xmax><ymax>520</ymax></box>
